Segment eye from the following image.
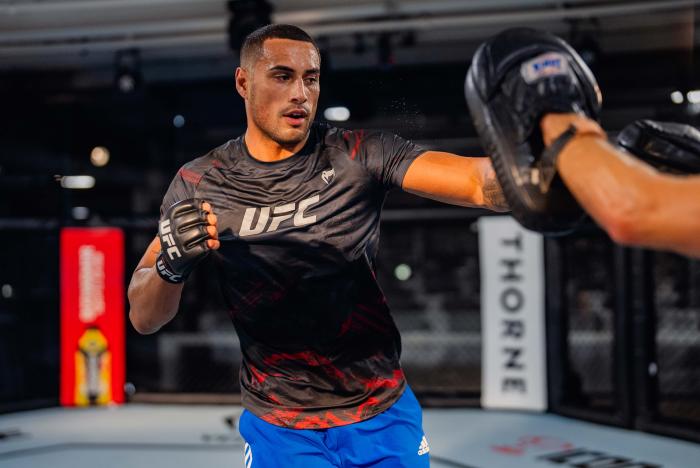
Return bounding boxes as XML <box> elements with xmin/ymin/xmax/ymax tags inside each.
<box><xmin>274</xmin><ymin>74</ymin><xmax>291</xmax><ymax>81</ymax></box>
<box><xmin>304</xmin><ymin>76</ymin><xmax>319</xmax><ymax>85</ymax></box>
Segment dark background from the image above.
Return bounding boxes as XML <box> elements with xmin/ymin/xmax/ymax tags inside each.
<box><xmin>0</xmin><ymin>0</ymin><xmax>699</xmax><ymax>442</ymax></box>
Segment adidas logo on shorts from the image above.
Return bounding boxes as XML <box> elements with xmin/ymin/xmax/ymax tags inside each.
<box><xmin>417</xmin><ymin>435</ymin><xmax>430</xmax><ymax>456</ymax></box>
<box><xmin>244</xmin><ymin>442</ymin><xmax>253</xmax><ymax>468</ymax></box>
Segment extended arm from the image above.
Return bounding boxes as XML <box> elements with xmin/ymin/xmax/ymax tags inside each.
<box><xmin>401</xmin><ymin>151</ymin><xmax>509</xmax><ymax>211</ymax></box>
<box><xmin>542</xmin><ymin>113</ymin><xmax>700</xmax><ymax>258</ymax></box>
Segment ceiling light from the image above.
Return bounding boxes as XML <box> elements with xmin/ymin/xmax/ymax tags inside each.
<box><xmin>670</xmin><ymin>90</ymin><xmax>684</xmax><ymax>104</ymax></box>
<box><xmin>90</xmin><ymin>146</ymin><xmax>110</xmax><ymax>167</ymax></box>
<box><xmin>114</xmin><ymin>49</ymin><xmax>142</xmax><ymax>94</ymax></box>
<box><xmin>394</xmin><ymin>263</ymin><xmax>412</xmax><ymax>281</ymax></box>
<box><xmin>687</xmin><ymin>90</ymin><xmax>700</xmax><ymax>104</ymax></box>
<box><xmin>173</xmin><ymin>114</ymin><xmax>186</xmax><ymax>128</ymax></box>
<box><xmin>227</xmin><ymin>0</ymin><xmax>273</xmax><ymax>52</ymax></box>
<box><xmin>324</xmin><ymin>106</ymin><xmax>350</xmax><ymax>122</ymax></box>
<box><xmin>60</xmin><ymin>176</ymin><xmax>95</xmax><ymax>189</ymax></box>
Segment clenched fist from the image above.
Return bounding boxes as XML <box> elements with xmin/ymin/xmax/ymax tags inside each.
<box><xmin>155</xmin><ymin>199</ymin><xmax>219</xmax><ymax>283</ymax></box>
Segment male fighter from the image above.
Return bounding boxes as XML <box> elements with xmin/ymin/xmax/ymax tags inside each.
<box><xmin>465</xmin><ymin>27</ymin><xmax>700</xmax><ymax>258</ymax></box>
<box><xmin>128</xmin><ymin>24</ymin><xmax>508</xmax><ymax>467</ymax></box>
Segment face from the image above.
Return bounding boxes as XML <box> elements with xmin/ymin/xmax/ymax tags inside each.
<box><xmin>237</xmin><ymin>38</ymin><xmax>321</xmax><ymax>148</ymax></box>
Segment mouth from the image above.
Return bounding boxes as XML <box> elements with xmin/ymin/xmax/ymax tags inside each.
<box><xmin>282</xmin><ymin>108</ymin><xmax>309</xmax><ymax>127</ymax></box>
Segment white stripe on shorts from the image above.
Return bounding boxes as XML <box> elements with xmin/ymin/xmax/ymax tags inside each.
<box><xmin>244</xmin><ymin>442</ymin><xmax>253</xmax><ymax>468</ymax></box>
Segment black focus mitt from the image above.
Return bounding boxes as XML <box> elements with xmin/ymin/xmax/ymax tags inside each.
<box><xmin>465</xmin><ymin>28</ymin><xmax>602</xmax><ymax>234</ymax></box>
<box><xmin>617</xmin><ymin>120</ymin><xmax>700</xmax><ymax>174</ymax></box>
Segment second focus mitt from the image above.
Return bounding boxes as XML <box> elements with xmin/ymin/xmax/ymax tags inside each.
<box><xmin>617</xmin><ymin>119</ymin><xmax>700</xmax><ymax>174</ymax></box>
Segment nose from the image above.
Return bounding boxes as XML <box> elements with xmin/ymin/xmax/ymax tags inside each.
<box><xmin>290</xmin><ymin>77</ymin><xmax>308</xmax><ymax>104</ymax></box>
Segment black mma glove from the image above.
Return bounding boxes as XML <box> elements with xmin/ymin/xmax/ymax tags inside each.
<box><xmin>617</xmin><ymin>120</ymin><xmax>700</xmax><ymax>174</ymax></box>
<box><xmin>156</xmin><ymin>198</ymin><xmax>213</xmax><ymax>284</ymax></box>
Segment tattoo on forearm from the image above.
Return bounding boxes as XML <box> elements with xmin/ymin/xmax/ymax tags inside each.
<box><xmin>482</xmin><ymin>176</ymin><xmax>510</xmax><ymax>212</ymax></box>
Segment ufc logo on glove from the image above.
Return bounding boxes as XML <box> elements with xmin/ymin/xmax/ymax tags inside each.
<box><xmin>159</xmin><ymin>219</ymin><xmax>182</xmax><ymax>260</ymax></box>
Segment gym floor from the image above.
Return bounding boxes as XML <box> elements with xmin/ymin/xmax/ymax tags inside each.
<box><xmin>0</xmin><ymin>405</ymin><xmax>697</xmax><ymax>468</ymax></box>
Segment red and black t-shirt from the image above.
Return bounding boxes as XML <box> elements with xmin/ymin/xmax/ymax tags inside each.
<box><xmin>160</xmin><ymin>123</ymin><xmax>425</xmax><ymax>429</ymax></box>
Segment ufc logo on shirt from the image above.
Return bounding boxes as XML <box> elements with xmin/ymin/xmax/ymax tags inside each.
<box><xmin>239</xmin><ymin>195</ymin><xmax>320</xmax><ymax>237</ymax></box>
<box><xmin>159</xmin><ymin>219</ymin><xmax>182</xmax><ymax>260</ymax></box>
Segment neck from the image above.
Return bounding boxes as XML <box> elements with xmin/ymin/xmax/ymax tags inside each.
<box><xmin>244</xmin><ymin>125</ymin><xmax>309</xmax><ymax>162</ymax></box>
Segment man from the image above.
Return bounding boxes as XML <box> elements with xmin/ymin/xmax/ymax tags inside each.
<box><xmin>539</xmin><ymin>112</ymin><xmax>700</xmax><ymax>258</ymax></box>
<box><xmin>128</xmin><ymin>24</ymin><xmax>508</xmax><ymax>467</ymax></box>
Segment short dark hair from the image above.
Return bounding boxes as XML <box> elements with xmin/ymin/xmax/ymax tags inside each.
<box><xmin>240</xmin><ymin>24</ymin><xmax>319</xmax><ymax>68</ymax></box>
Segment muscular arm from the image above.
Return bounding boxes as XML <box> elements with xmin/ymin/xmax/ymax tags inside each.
<box><xmin>127</xmin><ymin>201</ymin><xmax>220</xmax><ymax>334</ymax></box>
<box><xmin>127</xmin><ymin>236</ymin><xmax>184</xmax><ymax>334</ymax></box>
<box><xmin>401</xmin><ymin>151</ymin><xmax>510</xmax><ymax>211</ymax></box>
<box><xmin>542</xmin><ymin>113</ymin><xmax>700</xmax><ymax>258</ymax></box>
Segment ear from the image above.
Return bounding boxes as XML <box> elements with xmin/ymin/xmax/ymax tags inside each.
<box><xmin>235</xmin><ymin>67</ymin><xmax>248</xmax><ymax>99</ymax></box>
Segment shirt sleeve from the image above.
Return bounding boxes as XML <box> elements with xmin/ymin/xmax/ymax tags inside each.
<box><xmin>351</xmin><ymin>130</ymin><xmax>426</xmax><ymax>190</ymax></box>
<box><xmin>159</xmin><ymin>166</ymin><xmax>199</xmax><ymax>217</ymax></box>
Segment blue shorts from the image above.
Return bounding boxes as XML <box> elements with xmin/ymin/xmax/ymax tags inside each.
<box><xmin>238</xmin><ymin>386</ymin><xmax>430</xmax><ymax>467</ymax></box>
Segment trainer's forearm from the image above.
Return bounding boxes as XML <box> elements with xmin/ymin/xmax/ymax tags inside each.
<box><xmin>557</xmin><ymin>135</ymin><xmax>700</xmax><ymax>257</ymax></box>
<box><xmin>646</xmin><ymin>175</ymin><xmax>700</xmax><ymax>257</ymax></box>
<box><xmin>127</xmin><ymin>267</ymin><xmax>184</xmax><ymax>334</ymax></box>
<box><xmin>557</xmin><ymin>135</ymin><xmax>650</xmax><ymax>230</ymax></box>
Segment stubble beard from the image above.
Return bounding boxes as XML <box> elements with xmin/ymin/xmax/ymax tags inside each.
<box><xmin>250</xmin><ymin>98</ymin><xmax>310</xmax><ymax>149</ymax></box>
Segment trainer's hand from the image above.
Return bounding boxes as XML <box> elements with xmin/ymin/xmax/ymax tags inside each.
<box><xmin>155</xmin><ymin>199</ymin><xmax>219</xmax><ymax>284</ymax></box>
<box><xmin>540</xmin><ymin>113</ymin><xmax>606</xmax><ymax>148</ymax></box>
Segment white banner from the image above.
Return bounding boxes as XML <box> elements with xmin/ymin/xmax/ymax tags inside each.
<box><xmin>479</xmin><ymin>216</ymin><xmax>547</xmax><ymax>411</ymax></box>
